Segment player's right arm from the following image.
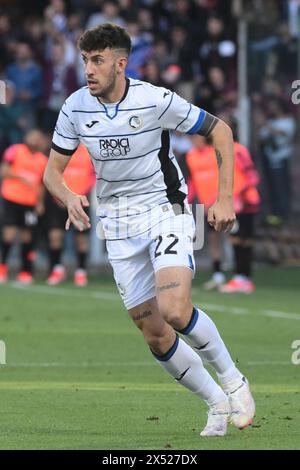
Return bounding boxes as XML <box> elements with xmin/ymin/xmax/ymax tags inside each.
<box><xmin>44</xmin><ymin>94</ymin><xmax>91</xmax><ymax>231</ymax></box>
<box><xmin>44</xmin><ymin>148</ymin><xmax>91</xmax><ymax>231</ymax></box>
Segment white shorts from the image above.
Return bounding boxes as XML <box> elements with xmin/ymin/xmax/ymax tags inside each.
<box><xmin>106</xmin><ymin>209</ymin><xmax>196</xmax><ymax>310</ymax></box>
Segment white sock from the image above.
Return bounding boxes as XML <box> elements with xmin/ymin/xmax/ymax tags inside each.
<box><xmin>177</xmin><ymin>308</ymin><xmax>243</xmax><ymax>385</ymax></box>
<box><xmin>152</xmin><ymin>335</ymin><xmax>227</xmax><ymax>408</ymax></box>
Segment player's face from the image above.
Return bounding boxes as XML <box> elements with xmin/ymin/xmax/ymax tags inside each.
<box><xmin>81</xmin><ymin>48</ymin><xmax>126</xmax><ymax>98</ymax></box>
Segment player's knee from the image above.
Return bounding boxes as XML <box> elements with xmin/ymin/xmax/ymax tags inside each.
<box><xmin>159</xmin><ymin>300</ymin><xmax>193</xmax><ymax>330</ymax></box>
<box><xmin>142</xmin><ymin>324</ymin><xmax>173</xmax><ymax>354</ymax></box>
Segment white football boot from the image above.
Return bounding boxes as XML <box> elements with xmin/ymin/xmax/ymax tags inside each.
<box><xmin>225</xmin><ymin>376</ymin><xmax>256</xmax><ymax>429</ymax></box>
<box><xmin>200</xmin><ymin>401</ymin><xmax>230</xmax><ymax>437</ymax></box>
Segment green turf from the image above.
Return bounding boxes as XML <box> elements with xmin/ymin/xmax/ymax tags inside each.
<box><xmin>0</xmin><ymin>267</ymin><xmax>300</xmax><ymax>450</ymax></box>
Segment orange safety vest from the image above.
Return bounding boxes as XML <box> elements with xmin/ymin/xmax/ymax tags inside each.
<box><xmin>1</xmin><ymin>144</ymin><xmax>48</xmax><ymax>206</ymax></box>
<box><xmin>63</xmin><ymin>144</ymin><xmax>95</xmax><ymax>195</ymax></box>
<box><xmin>186</xmin><ymin>142</ymin><xmax>260</xmax><ymax>214</ymax></box>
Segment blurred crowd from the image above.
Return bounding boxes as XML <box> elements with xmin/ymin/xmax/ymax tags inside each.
<box><xmin>0</xmin><ymin>0</ymin><xmax>299</xmax><ymax>285</ymax></box>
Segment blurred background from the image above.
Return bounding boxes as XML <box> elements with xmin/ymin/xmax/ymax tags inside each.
<box><xmin>0</xmin><ymin>0</ymin><xmax>299</xmax><ymax>286</ymax></box>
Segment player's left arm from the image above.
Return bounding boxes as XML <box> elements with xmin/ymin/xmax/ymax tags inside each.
<box><xmin>155</xmin><ymin>87</ymin><xmax>235</xmax><ymax>231</ymax></box>
<box><xmin>208</xmin><ymin>119</ymin><xmax>236</xmax><ymax>232</ymax></box>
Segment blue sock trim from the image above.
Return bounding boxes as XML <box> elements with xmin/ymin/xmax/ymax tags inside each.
<box><xmin>151</xmin><ymin>335</ymin><xmax>179</xmax><ymax>362</ymax></box>
<box><xmin>176</xmin><ymin>307</ymin><xmax>199</xmax><ymax>335</ymax></box>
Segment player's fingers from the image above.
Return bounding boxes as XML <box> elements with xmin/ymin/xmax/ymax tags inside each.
<box><xmin>72</xmin><ymin>205</ymin><xmax>90</xmax><ymax>225</ymax></box>
<box><xmin>77</xmin><ymin>203</ymin><xmax>91</xmax><ymax>224</ymax></box>
<box><xmin>224</xmin><ymin>221</ymin><xmax>235</xmax><ymax>234</ymax></box>
<box><xmin>68</xmin><ymin>214</ymin><xmax>86</xmax><ymax>231</ymax></box>
<box><xmin>214</xmin><ymin>221</ymin><xmax>223</xmax><ymax>232</ymax></box>
<box><xmin>80</xmin><ymin>195</ymin><xmax>90</xmax><ymax>207</ymax></box>
<box><xmin>207</xmin><ymin>209</ymin><xmax>215</xmax><ymax>227</ymax></box>
<box><xmin>71</xmin><ymin>206</ymin><xmax>91</xmax><ymax>230</ymax></box>
<box><xmin>65</xmin><ymin>217</ymin><xmax>71</xmax><ymax>231</ymax></box>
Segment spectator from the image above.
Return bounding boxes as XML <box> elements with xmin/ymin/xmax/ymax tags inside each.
<box><xmin>0</xmin><ymin>12</ymin><xmax>17</xmax><ymax>73</ymax></box>
<box><xmin>151</xmin><ymin>37</ymin><xmax>171</xmax><ymax>71</ymax></box>
<box><xmin>137</xmin><ymin>7</ymin><xmax>154</xmax><ymax>33</ymax></box>
<box><xmin>259</xmin><ymin>99</ymin><xmax>296</xmax><ymax>223</ymax></box>
<box><xmin>169</xmin><ymin>24</ymin><xmax>199</xmax><ymax>102</ymax></box>
<box><xmin>196</xmin><ymin>66</ymin><xmax>236</xmax><ymax>115</ymax></box>
<box><xmin>65</xmin><ymin>12</ymin><xmax>84</xmax><ymax>45</ymax></box>
<box><xmin>23</xmin><ymin>17</ymin><xmax>47</xmax><ymax>66</ymax></box>
<box><xmin>141</xmin><ymin>59</ymin><xmax>167</xmax><ymax>88</ymax></box>
<box><xmin>44</xmin><ymin>0</ymin><xmax>68</xmax><ymax>34</ymax></box>
<box><xmin>0</xmin><ymin>81</ymin><xmax>27</xmax><ymax>157</ymax></box>
<box><xmin>198</xmin><ymin>15</ymin><xmax>236</xmax><ymax>76</ymax></box>
<box><xmin>41</xmin><ymin>41</ymin><xmax>78</xmax><ymax>133</ymax></box>
<box><xmin>126</xmin><ymin>20</ymin><xmax>153</xmax><ymax>79</ymax></box>
<box><xmin>274</xmin><ymin>22</ymin><xmax>297</xmax><ymax>85</ymax></box>
<box><xmin>86</xmin><ymin>0</ymin><xmax>126</xmax><ymax>30</ymax></box>
<box><xmin>5</xmin><ymin>41</ymin><xmax>43</xmax><ymax>129</ymax></box>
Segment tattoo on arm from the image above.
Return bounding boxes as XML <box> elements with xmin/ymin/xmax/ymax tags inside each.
<box><xmin>132</xmin><ymin>310</ymin><xmax>152</xmax><ymax>322</ymax></box>
<box><xmin>157</xmin><ymin>281</ymin><xmax>180</xmax><ymax>293</ymax></box>
<box><xmin>216</xmin><ymin>150</ymin><xmax>223</xmax><ymax>169</ymax></box>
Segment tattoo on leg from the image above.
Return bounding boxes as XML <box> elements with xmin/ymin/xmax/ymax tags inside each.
<box><xmin>157</xmin><ymin>281</ymin><xmax>180</xmax><ymax>293</ymax></box>
<box><xmin>132</xmin><ymin>310</ymin><xmax>152</xmax><ymax>321</ymax></box>
<box><xmin>216</xmin><ymin>149</ymin><xmax>223</xmax><ymax>168</ymax></box>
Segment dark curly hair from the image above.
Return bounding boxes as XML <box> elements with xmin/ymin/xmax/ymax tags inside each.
<box><xmin>78</xmin><ymin>23</ymin><xmax>132</xmax><ymax>56</ymax></box>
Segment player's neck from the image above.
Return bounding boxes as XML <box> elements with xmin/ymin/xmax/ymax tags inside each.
<box><xmin>98</xmin><ymin>76</ymin><xmax>127</xmax><ymax>104</ymax></box>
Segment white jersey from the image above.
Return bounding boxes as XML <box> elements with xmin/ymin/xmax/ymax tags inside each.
<box><xmin>52</xmin><ymin>78</ymin><xmax>214</xmax><ymax>239</ymax></box>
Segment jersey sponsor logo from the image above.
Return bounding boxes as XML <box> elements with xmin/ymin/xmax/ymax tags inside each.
<box><xmin>128</xmin><ymin>115</ymin><xmax>142</xmax><ymax>130</ymax></box>
<box><xmin>86</xmin><ymin>120</ymin><xmax>99</xmax><ymax>128</ymax></box>
<box><xmin>99</xmin><ymin>138</ymin><xmax>130</xmax><ymax>158</ymax></box>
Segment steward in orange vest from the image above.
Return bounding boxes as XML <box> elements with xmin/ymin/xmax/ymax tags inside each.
<box><xmin>186</xmin><ymin>135</ymin><xmax>260</xmax><ymax>294</ymax></box>
<box><xmin>0</xmin><ymin>130</ymin><xmax>48</xmax><ymax>284</ymax></box>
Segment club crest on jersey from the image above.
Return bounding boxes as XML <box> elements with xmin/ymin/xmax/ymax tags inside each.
<box><xmin>128</xmin><ymin>115</ymin><xmax>142</xmax><ymax>130</ymax></box>
<box><xmin>99</xmin><ymin>138</ymin><xmax>130</xmax><ymax>158</ymax></box>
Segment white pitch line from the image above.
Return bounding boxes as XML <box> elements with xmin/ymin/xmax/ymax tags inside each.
<box><xmin>4</xmin><ymin>283</ymin><xmax>300</xmax><ymax>321</ymax></box>
<box><xmin>260</xmin><ymin>310</ymin><xmax>300</xmax><ymax>321</ymax></box>
<box><xmin>6</xmin><ymin>360</ymin><xmax>292</xmax><ymax>368</ymax></box>
<box><xmin>8</xmin><ymin>282</ymin><xmax>119</xmax><ymax>301</ymax></box>
<box><xmin>201</xmin><ymin>303</ymin><xmax>249</xmax><ymax>315</ymax></box>
<box><xmin>6</xmin><ymin>361</ymin><xmax>157</xmax><ymax>368</ymax></box>
<box><xmin>246</xmin><ymin>361</ymin><xmax>291</xmax><ymax>366</ymax></box>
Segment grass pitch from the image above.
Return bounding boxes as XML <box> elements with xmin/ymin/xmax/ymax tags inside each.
<box><xmin>0</xmin><ymin>267</ymin><xmax>299</xmax><ymax>450</ymax></box>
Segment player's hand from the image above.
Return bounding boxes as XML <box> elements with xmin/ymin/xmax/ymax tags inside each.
<box><xmin>65</xmin><ymin>194</ymin><xmax>91</xmax><ymax>232</ymax></box>
<box><xmin>207</xmin><ymin>198</ymin><xmax>236</xmax><ymax>233</ymax></box>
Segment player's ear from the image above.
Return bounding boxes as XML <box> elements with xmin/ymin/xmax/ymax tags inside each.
<box><xmin>117</xmin><ymin>56</ymin><xmax>128</xmax><ymax>73</ymax></box>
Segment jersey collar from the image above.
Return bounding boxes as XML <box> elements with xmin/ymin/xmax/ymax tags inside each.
<box><xmin>96</xmin><ymin>77</ymin><xmax>130</xmax><ymax>120</ymax></box>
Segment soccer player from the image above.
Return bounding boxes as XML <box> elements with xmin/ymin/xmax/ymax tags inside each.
<box><xmin>44</xmin><ymin>23</ymin><xmax>255</xmax><ymax>437</ymax></box>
